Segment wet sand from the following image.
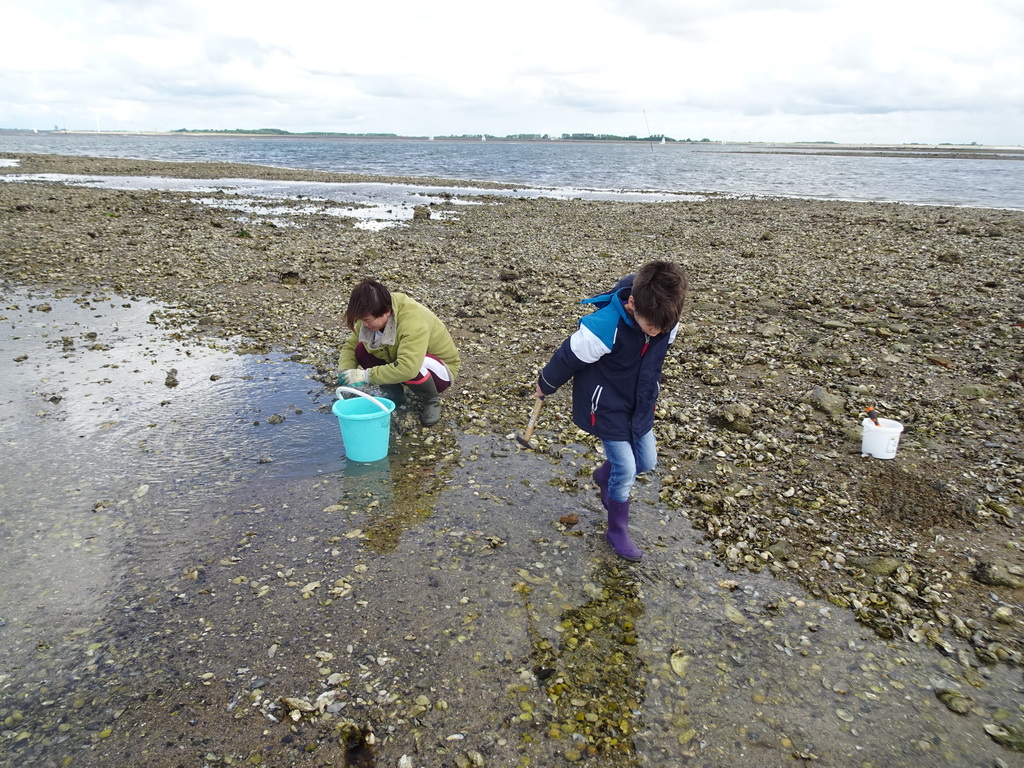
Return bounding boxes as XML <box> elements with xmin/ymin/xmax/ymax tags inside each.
<box><xmin>2</xmin><ymin>153</ymin><xmax>1023</xmax><ymax>767</ymax></box>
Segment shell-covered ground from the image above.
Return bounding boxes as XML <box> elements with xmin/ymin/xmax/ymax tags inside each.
<box><xmin>2</xmin><ymin>153</ymin><xmax>1023</xmax><ymax>766</ymax></box>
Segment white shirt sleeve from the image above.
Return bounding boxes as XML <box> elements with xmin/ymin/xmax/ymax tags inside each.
<box><xmin>569</xmin><ymin>323</ymin><xmax>612</xmax><ymax>363</ymax></box>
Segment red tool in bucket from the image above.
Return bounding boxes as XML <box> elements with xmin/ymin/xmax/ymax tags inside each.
<box><xmin>860</xmin><ymin>406</ymin><xmax>903</xmax><ymax>459</ymax></box>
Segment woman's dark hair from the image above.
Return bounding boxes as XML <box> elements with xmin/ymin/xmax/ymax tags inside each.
<box><xmin>631</xmin><ymin>260</ymin><xmax>688</xmax><ymax>332</ymax></box>
<box><xmin>345</xmin><ymin>278</ymin><xmax>392</xmax><ymax>330</ymax></box>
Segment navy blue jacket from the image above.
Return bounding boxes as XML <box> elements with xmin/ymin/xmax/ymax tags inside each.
<box><xmin>538</xmin><ymin>276</ymin><xmax>676</xmax><ymax>443</ymax></box>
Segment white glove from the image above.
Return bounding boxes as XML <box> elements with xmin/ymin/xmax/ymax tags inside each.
<box><xmin>340</xmin><ymin>368</ymin><xmax>369</xmax><ymax>386</ymax></box>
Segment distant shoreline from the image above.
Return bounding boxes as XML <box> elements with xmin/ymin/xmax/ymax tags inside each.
<box><xmin>2</xmin><ymin>128</ymin><xmax>1021</xmax><ymax>159</ymax></box>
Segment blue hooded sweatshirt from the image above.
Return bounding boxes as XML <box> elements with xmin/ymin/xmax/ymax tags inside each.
<box><xmin>538</xmin><ymin>276</ymin><xmax>677</xmax><ymax>443</ymax></box>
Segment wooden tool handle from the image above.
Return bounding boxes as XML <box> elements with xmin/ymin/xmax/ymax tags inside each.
<box><xmin>523</xmin><ymin>398</ymin><xmax>544</xmax><ymax>441</ymax></box>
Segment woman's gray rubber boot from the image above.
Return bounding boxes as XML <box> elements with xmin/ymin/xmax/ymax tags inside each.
<box><xmin>380</xmin><ymin>384</ymin><xmax>406</xmax><ymax>407</ymax></box>
<box><xmin>407</xmin><ymin>378</ymin><xmax>441</xmax><ymax>426</ymax></box>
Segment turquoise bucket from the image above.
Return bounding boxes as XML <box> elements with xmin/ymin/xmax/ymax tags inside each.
<box><xmin>332</xmin><ymin>387</ymin><xmax>395</xmax><ymax>462</ymax></box>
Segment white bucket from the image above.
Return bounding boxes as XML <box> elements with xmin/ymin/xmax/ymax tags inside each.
<box><xmin>861</xmin><ymin>418</ymin><xmax>904</xmax><ymax>459</ymax></box>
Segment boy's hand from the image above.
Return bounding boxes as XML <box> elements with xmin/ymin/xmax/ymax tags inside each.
<box><xmin>340</xmin><ymin>369</ymin><xmax>369</xmax><ymax>386</ymax></box>
<box><xmin>534</xmin><ymin>384</ymin><xmax>546</xmax><ymax>399</ymax></box>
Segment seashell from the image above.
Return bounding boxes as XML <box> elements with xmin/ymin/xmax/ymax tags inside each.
<box><xmin>670</xmin><ymin>650</ymin><xmax>692</xmax><ymax>679</ymax></box>
<box><xmin>936</xmin><ymin>689</ymin><xmax>973</xmax><ymax>715</ymax></box>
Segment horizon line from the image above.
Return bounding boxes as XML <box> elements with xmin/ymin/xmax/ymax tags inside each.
<box><xmin>1</xmin><ymin>127</ymin><xmax>1018</xmax><ymax>150</ymax></box>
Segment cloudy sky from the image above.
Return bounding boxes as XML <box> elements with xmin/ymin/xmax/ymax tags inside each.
<box><xmin>2</xmin><ymin>0</ymin><xmax>1021</xmax><ymax>145</ymax></box>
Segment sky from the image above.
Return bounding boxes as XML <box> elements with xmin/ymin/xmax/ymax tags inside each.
<box><xmin>1</xmin><ymin>0</ymin><xmax>1022</xmax><ymax>146</ymax></box>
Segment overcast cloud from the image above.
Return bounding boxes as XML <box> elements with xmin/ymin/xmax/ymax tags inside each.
<box><xmin>2</xmin><ymin>0</ymin><xmax>1021</xmax><ymax>145</ymax></box>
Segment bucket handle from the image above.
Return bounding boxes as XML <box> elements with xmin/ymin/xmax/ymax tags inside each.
<box><xmin>336</xmin><ymin>385</ymin><xmax>391</xmax><ymax>413</ymax></box>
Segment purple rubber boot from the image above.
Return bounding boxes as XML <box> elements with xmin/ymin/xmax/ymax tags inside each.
<box><xmin>606</xmin><ymin>499</ymin><xmax>642</xmax><ymax>561</ymax></box>
<box><xmin>592</xmin><ymin>461</ymin><xmax>611</xmax><ymax>511</ymax></box>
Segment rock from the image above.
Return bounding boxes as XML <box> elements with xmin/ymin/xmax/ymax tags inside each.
<box><xmin>957</xmin><ymin>383</ymin><xmax>1000</xmax><ymax>399</ymax></box>
<box><xmin>755</xmin><ymin>322</ymin><xmax>783</xmax><ymax>337</ymax></box>
<box><xmin>985</xmin><ymin>723</ymin><xmax>1024</xmax><ymax>752</ymax></box>
<box><xmin>992</xmin><ymin>606</ymin><xmax>1014</xmax><ymax>624</ymax></box>
<box><xmin>974</xmin><ymin>560</ymin><xmax>1024</xmax><ymax>589</ymax></box>
<box><xmin>710</xmin><ymin>402</ymin><xmax>754</xmax><ymax>433</ymax></box>
<box><xmin>847</xmin><ymin>555</ymin><xmax>903</xmax><ymax>578</ymax></box>
<box><xmin>926</xmin><ymin>355</ymin><xmax>956</xmax><ymax>369</ymax></box>
<box><xmin>936</xmin><ymin>689</ymin><xmax>973</xmax><ymax>715</ymax></box>
<box><xmin>799</xmin><ymin>345</ymin><xmax>853</xmax><ymax>368</ymax></box>
<box><xmin>820</xmin><ymin>319</ymin><xmax>852</xmax><ymax>330</ymax></box>
<box><xmin>842</xmin><ymin>424</ymin><xmax>862</xmax><ymax>443</ymax></box>
<box><xmin>799</xmin><ymin>386</ymin><xmax>846</xmax><ymax>417</ymax></box>
<box><xmin>766</xmin><ymin>540</ymin><xmax>795</xmax><ymax>559</ymax></box>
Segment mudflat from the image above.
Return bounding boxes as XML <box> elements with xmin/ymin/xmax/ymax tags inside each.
<box><xmin>2</xmin><ymin>153</ymin><xmax>1023</xmax><ymax>766</ymax></box>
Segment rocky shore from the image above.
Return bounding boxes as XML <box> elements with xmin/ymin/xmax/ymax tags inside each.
<box><xmin>2</xmin><ymin>153</ymin><xmax>1024</xmax><ymax>762</ymax></box>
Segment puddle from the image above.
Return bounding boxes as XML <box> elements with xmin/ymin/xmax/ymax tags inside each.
<box><xmin>0</xmin><ymin>290</ymin><xmax>340</xmax><ymax>669</ymax></box>
<box><xmin>1</xmin><ymin>290</ymin><xmax>1022</xmax><ymax>767</ymax></box>
<box><xmin>0</xmin><ymin>172</ymin><xmax>704</xmax><ymax>230</ymax></box>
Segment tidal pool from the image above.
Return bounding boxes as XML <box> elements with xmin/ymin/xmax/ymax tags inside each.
<box><xmin>1</xmin><ymin>289</ymin><xmax>1021</xmax><ymax>767</ymax></box>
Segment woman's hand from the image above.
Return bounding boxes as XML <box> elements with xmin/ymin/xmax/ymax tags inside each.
<box><xmin>340</xmin><ymin>369</ymin><xmax>369</xmax><ymax>386</ymax></box>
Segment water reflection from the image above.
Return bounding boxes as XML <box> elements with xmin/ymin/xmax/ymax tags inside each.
<box><xmin>327</xmin><ymin>454</ymin><xmax>428</xmax><ymax>557</ymax></box>
<box><xmin>329</xmin><ymin>439</ymin><xmax>452</xmax><ymax>555</ymax></box>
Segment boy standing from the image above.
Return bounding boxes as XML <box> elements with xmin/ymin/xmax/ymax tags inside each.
<box><xmin>535</xmin><ymin>261</ymin><xmax>688</xmax><ymax>561</ymax></box>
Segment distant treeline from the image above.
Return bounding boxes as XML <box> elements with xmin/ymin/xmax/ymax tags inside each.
<box><xmin>170</xmin><ymin>128</ymin><xmax>716</xmax><ymax>142</ymax></box>
<box><xmin>170</xmin><ymin>128</ymin><xmax>401</xmax><ymax>137</ymax></box>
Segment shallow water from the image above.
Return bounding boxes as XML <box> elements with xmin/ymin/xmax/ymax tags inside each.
<box><xmin>0</xmin><ymin>290</ymin><xmax>339</xmax><ymax>669</ymax></box>
<box><xmin>1</xmin><ymin>291</ymin><xmax>1022</xmax><ymax>767</ymax></box>
<box><xmin>0</xmin><ymin>170</ymin><xmax>702</xmax><ymax>231</ymax></box>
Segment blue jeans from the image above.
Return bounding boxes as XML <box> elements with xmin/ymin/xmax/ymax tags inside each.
<box><xmin>601</xmin><ymin>430</ymin><xmax>657</xmax><ymax>503</ymax></box>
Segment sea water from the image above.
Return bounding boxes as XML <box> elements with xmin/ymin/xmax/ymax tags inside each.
<box><xmin>1</xmin><ymin>132</ymin><xmax>1022</xmax><ymax>210</ymax></box>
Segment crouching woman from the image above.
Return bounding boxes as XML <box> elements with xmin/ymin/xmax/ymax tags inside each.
<box><xmin>338</xmin><ymin>278</ymin><xmax>460</xmax><ymax>426</ymax></box>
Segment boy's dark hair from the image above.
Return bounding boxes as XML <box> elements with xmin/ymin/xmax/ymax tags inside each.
<box><xmin>631</xmin><ymin>260</ymin><xmax>688</xmax><ymax>332</ymax></box>
<box><xmin>345</xmin><ymin>278</ymin><xmax>392</xmax><ymax>330</ymax></box>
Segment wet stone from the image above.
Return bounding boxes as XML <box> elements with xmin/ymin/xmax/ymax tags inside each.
<box><xmin>974</xmin><ymin>560</ymin><xmax>1024</xmax><ymax>589</ymax></box>
<box><xmin>936</xmin><ymin>688</ymin><xmax>974</xmax><ymax>715</ymax></box>
<box><xmin>847</xmin><ymin>555</ymin><xmax>904</xmax><ymax>578</ymax></box>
